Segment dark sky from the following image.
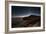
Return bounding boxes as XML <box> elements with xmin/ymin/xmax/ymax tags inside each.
<box><xmin>12</xmin><ymin>6</ymin><xmax>40</xmax><ymax>17</ymax></box>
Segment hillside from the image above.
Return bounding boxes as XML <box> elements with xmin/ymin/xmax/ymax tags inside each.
<box><xmin>12</xmin><ymin>15</ymin><xmax>40</xmax><ymax>28</ymax></box>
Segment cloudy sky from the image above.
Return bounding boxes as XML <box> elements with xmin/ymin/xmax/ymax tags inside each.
<box><xmin>11</xmin><ymin>6</ymin><xmax>40</xmax><ymax>17</ymax></box>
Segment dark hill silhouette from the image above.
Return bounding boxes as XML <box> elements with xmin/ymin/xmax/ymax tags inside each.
<box><xmin>12</xmin><ymin>15</ymin><xmax>40</xmax><ymax>28</ymax></box>
<box><xmin>23</xmin><ymin>15</ymin><xmax>40</xmax><ymax>20</ymax></box>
